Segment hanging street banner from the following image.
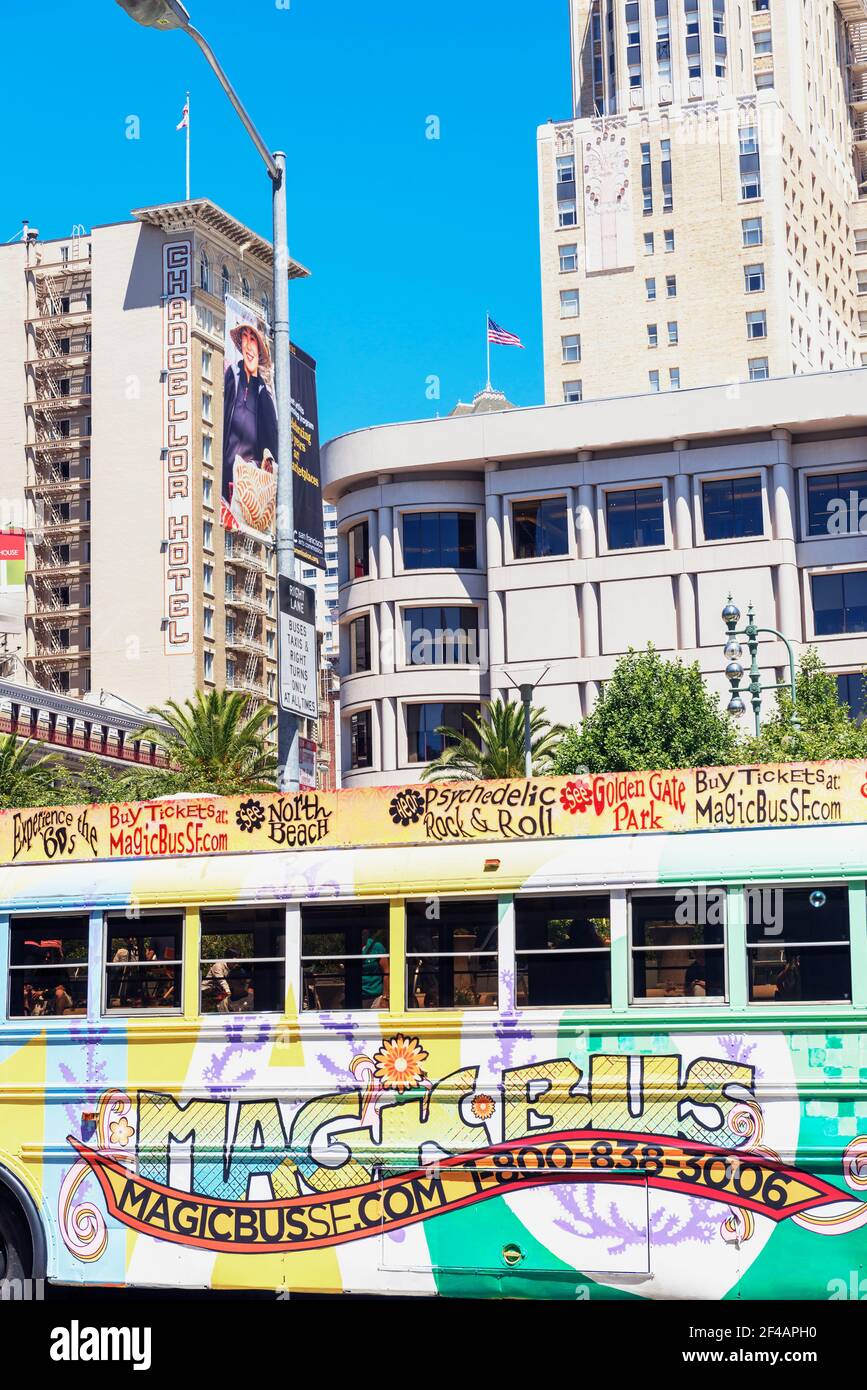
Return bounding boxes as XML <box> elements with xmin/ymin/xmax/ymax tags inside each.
<box><xmin>2</xmin><ymin>759</ymin><xmax>867</xmax><ymax>866</ymax></box>
<box><xmin>278</xmin><ymin>575</ymin><xmax>317</xmax><ymax>720</ymax></box>
<box><xmin>221</xmin><ymin>294</ymin><xmax>279</xmax><ymax>541</ymax></box>
<box><xmin>289</xmin><ymin>342</ymin><xmax>325</xmax><ymax>570</ymax></box>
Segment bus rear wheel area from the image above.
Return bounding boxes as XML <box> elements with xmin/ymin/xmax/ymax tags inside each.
<box><xmin>0</xmin><ymin>1191</ymin><xmax>33</xmax><ymax>1285</ymax></box>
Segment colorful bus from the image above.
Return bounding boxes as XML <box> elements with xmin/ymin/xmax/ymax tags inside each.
<box><xmin>1</xmin><ymin>759</ymin><xmax>867</xmax><ymax>1300</ymax></box>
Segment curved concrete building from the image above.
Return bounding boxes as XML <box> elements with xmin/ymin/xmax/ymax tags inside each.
<box><xmin>323</xmin><ymin>370</ymin><xmax>867</xmax><ymax>786</ymax></box>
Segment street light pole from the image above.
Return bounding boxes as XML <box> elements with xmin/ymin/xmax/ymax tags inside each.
<box><xmin>114</xmin><ymin>0</ymin><xmax>299</xmax><ymax>790</ymax></box>
<box><xmin>722</xmin><ymin>597</ymin><xmax>799</xmax><ymax>736</ymax></box>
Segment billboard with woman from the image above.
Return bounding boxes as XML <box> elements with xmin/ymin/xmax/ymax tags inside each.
<box><xmin>221</xmin><ymin>294</ymin><xmax>279</xmax><ymax>539</ymax></box>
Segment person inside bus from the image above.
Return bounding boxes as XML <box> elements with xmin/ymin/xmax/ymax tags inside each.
<box><xmin>361</xmin><ymin>928</ymin><xmax>388</xmax><ymax>1009</ymax></box>
<box><xmin>52</xmin><ymin>983</ymin><xmax>74</xmax><ymax>1015</ymax></box>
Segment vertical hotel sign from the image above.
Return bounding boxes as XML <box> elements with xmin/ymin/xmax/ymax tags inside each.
<box><xmin>161</xmin><ymin>242</ymin><xmax>194</xmax><ymax>655</ymax></box>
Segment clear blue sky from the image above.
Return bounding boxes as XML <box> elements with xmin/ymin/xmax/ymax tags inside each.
<box><xmin>1</xmin><ymin>1</ymin><xmax>570</xmax><ymax>441</ymax></box>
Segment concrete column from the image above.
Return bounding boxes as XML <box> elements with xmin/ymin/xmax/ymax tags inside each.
<box><xmin>379</xmin><ymin>600</ymin><xmax>395</xmax><ymax>676</ymax></box>
<box><xmin>485</xmin><ymin>464</ymin><xmax>503</xmax><ymax>568</ymax></box>
<box><xmin>671</xmin><ymin>444</ymin><xmax>697</xmax><ymax>650</ymax></box>
<box><xmin>583</xmin><ymin>680</ymin><xmax>601</xmax><ymax>717</ymax></box>
<box><xmin>580</xmin><ymin>581</ymin><xmax>600</xmax><ymax>658</ymax></box>
<box><xmin>577</xmin><ymin>479</ymin><xmax>597</xmax><ymax>559</ymax></box>
<box><xmin>381</xmin><ymin>696</ymin><xmax>397</xmax><ymax>773</ymax></box>
<box><xmin>771</xmin><ymin>430</ymin><xmax>801</xmax><ymax>640</ymax></box>
<box><xmin>677</xmin><ymin>573</ymin><xmax>698</xmax><ymax>651</ymax></box>
<box><xmin>378</xmin><ymin>505</ymin><xmax>393</xmax><ymax>580</ymax></box>
<box><xmin>487</xmin><ymin>587</ymin><xmax>506</xmax><ymax>675</ymax></box>
<box><xmin>367</xmin><ymin>508</ymin><xmax>379</xmax><ymax>580</ymax></box>
<box><xmin>671</xmin><ymin>463</ymin><xmax>693</xmax><ymax>550</ymax></box>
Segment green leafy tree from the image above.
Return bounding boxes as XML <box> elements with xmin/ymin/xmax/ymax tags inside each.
<box><xmin>739</xmin><ymin>648</ymin><xmax>866</xmax><ymax>763</ymax></box>
<box><xmin>134</xmin><ymin>690</ymin><xmax>277</xmax><ymax>796</ymax></box>
<box><xmin>421</xmin><ymin>698</ymin><xmax>565</xmax><ymax>781</ymax></box>
<box><xmin>55</xmin><ymin>756</ymin><xmax>182</xmax><ymax>806</ymax></box>
<box><xmin>552</xmin><ymin>645</ymin><xmax>739</xmax><ymax>774</ymax></box>
<box><xmin>0</xmin><ymin>735</ymin><xmax>58</xmax><ymax>808</ymax></box>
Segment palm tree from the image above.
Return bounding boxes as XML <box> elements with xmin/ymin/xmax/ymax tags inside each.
<box><xmin>135</xmin><ymin>690</ymin><xmax>277</xmax><ymax>795</ymax></box>
<box><xmin>421</xmin><ymin>698</ymin><xmax>565</xmax><ymax>781</ymax></box>
<box><xmin>0</xmin><ymin>734</ymin><xmax>57</xmax><ymax>807</ymax></box>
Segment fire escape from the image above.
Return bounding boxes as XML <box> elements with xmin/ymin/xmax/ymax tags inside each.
<box><xmin>223</xmin><ymin>531</ymin><xmax>276</xmax><ymax>705</ymax></box>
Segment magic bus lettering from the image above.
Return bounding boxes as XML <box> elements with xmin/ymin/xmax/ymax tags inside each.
<box><xmin>108</xmin><ymin>824</ymin><xmax>229</xmax><ymax>857</ymax></box>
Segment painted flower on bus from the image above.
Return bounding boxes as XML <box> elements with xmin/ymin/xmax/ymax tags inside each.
<box><xmin>373</xmin><ymin>1035</ymin><xmax>429</xmax><ymax>1092</ymax></box>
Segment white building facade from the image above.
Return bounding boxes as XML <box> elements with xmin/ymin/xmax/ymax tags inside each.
<box><xmin>323</xmin><ymin>370</ymin><xmax>867</xmax><ymax>786</ymax></box>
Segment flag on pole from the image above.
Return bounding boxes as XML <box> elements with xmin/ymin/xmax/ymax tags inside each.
<box><xmin>176</xmin><ymin>97</ymin><xmax>189</xmax><ymax>131</ymax></box>
<box><xmin>487</xmin><ymin>315</ymin><xmax>524</xmax><ymax>348</ymax></box>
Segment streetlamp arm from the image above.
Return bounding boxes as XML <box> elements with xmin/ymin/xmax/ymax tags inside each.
<box><xmin>183</xmin><ymin>22</ymin><xmax>280</xmax><ymax>183</ymax></box>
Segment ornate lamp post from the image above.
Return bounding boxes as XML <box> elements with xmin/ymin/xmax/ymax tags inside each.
<box><xmin>721</xmin><ymin>598</ymin><xmax>799</xmax><ymax>737</ymax></box>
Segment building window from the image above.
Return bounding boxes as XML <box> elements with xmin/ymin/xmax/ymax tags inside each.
<box><xmin>512</xmin><ymin>495</ymin><xmax>569</xmax><ymax>559</ymax></box>
<box><xmin>684</xmin><ymin>0</ymin><xmax>702</xmax><ymax>78</ymax></box>
<box><xmin>203</xmin><ymin>520</ymin><xmax>213</xmax><ymax>551</ymax></box>
<box><xmin>747</xmin><ymin>886</ymin><xmax>850</xmax><ymax>1003</ymax></box>
<box><xmin>667</xmin><ymin>320</ymin><xmax>678</xmax><ymax>345</ymax></box>
<box><xmin>203</xmin><ymin>562</ymin><xmax>214</xmax><ymax>593</ymax></box>
<box><xmin>806</xmin><ymin>469</ymin><xmax>867</xmax><ymax>536</ymax></box>
<box><xmin>407</xmin><ymin>898</ymin><xmax>498</xmax><ymax>1009</ymax></box>
<box><xmin>406</xmin><ymin>702</ymin><xmax>479</xmax><ymax>763</ymax></box>
<box><xmin>560</xmin><ymin>288</ymin><xmax>580</xmax><ymax>318</ymax></box>
<box><xmin>104</xmin><ymin>913</ymin><xmax>183</xmax><ymax>1013</ymax></box>
<box><xmin>660</xmin><ymin>138</ymin><xmax>673</xmax><ymax>211</ymax></box>
<box><xmin>559</xmin><ymin>243</ymin><xmax>578</xmax><ymax>273</ymax></box>
<box><xmin>753</xmin><ymin>29</ymin><xmax>773</xmax><ymax>55</ymax></box>
<box><xmin>515</xmin><ymin>895</ymin><xmax>611</xmax><ymax>1006</ymax></box>
<box><xmin>201</xmin><ymin>390</ymin><xmax>213</xmax><ymax>422</ymax></box>
<box><xmin>664</xmin><ymin>228</ymin><xmax>675</xmax><ymax>251</ymax></box>
<box><xmin>261</xmin><ymin>292</ymin><xmax>270</xmax><ymax>322</ymax></box>
<box><xmin>625</xmin><ymin>0</ymin><xmax>643</xmax><ymax>87</ymax></box>
<box><xmin>665</xmin><ymin>274</ymin><xmax>677</xmax><ymax>297</ymax></box>
<box><xmin>649</xmin><ymin>369</ymin><xmax>660</xmax><ymax>391</ymax></box>
<box><xmin>747</xmin><ymin>309</ymin><xmax>767</xmax><ymax>339</ymax></box>
<box><xmin>203</xmin><ymin>649</ymin><xmax>214</xmax><ymax>681</ymax></box>
<box><xmin>749</xmin><ymin>356</ymin><xmax>769</xmax><ymax>380</ymax></box>
<box><xmin>348</xmin><ymin>614</ymin><xmax>371</xmax><ymax>673</ymax></box>
<box><xmin>836</xmin><ymin>673</ymin><xmax>866</xmax><ymax>722</ymax></box>
<box><xmin>302</xmin><ymin>902</ymin><xmax>389</xmax><ymax>1011</ymax></box>
<box><xmin>199</xmin><ymin>249</ymin><xmax>210</xmax><ymax>293</ymax></box>
<box><xmin>857</xmin><ymin>269</ymin><xmax>867</xmax><ymax>295</ymax></box>
<box><xmin>558</xmin><ymin>200</ymin><xmax>577</xmax><ymax>228</ymax></box>
<box><xmin>713</xmin><ymin>0</ymin><xmax>727</xmax><ymax>75</ymax></box>
<box><xmin>742</xmin><ymin>216</ymin><xmax>763</xmax><ymax>246</ymax></box>
<box><xmin>563</xmin><ymin>379</ymin><xmax>583</xmax><ymax>403</ymax></box>
<box><xmin>739</xmin><ymin>124</ymin><xmax>761</xmax><ymax>199</ymax></box>
<box><xmin>404</xmin><ymin>606</ymin><xmax>479</xmax><ymax>665</ymax></box>
<box><xmin>9</xmin><ymin>914</ymin><xmax>89</xmax><ymax>1017</ymax></box>
<box><xmin>402</xmin><ymin>511</ymin><xmax>477</xmax><ymax>570</ymax></box>
<box><xmin>606</xmin><ymin>485</ymin><xmax>665</xmax><ymax>550</ymax></box>
<box><xmin>203</xmin><ymin>606</ymin><xmax>213</xmax><ymax>637</ymax></box>
<box><xmin>647</xmin><ymin>322</ymin><xmax>659</xmax><ymax>348</ymax></box>
<box><xmin>221</xmin><ymin>264</ymin><xmax>230</xmax><ymax>298</ymax></box>
<box><xmin>556</xmin><ymin>154</ymin><xmax>575</xmax><ymax>183</ymax></box>
<box><xmin>744</xmin><ymin>262</ymin><xmax>765</xmax><ymax>292</ymax></box>
<box><xmin>561</xmin><ymin>334</ymin><xmax>581</xmax><ymax>362</ymax></box>
<box><xmin>655</xmin><ymin>0</ymin><xmax>672</xmax><ymax>82</ymax></box>
<box><xmin>201</xmin><ymin>348</ymin><xmax>212</xmax><ymax>381</ymax></box>
<box><xmin>202</xmin><ymin>476</ymin><xmax>213</xmax><ymax>508</ymax></box>
<box><xmin>241</xmin><ymin>276</ymin><xmax>251</xmax><ymax>302</ymax></box>
<box><xmin>646</xmin><ymin>276</ymin><xmax>657</xmax><ymax>300</ymax></box>
<box><xmin>812</xmin><ymin>571</ymin><xmax>867</xmax><ymax>634</ymax></box>
<box><xmin>200</xmin><ymin>906</ymin><xmax>285</xmax><ymax>1015</ymax></box>
<box><xmin>644</xmin><ymin>232</ymin><xmax>655</xmax><ymax>254</ymax></box>
<box><xmin>641</xmin><ymin>141</ymin><xmax>653</xmax><ymax>213</ymax></box>
<box><xmin>631</xmin><ymin>893</ymin><xmax>725</xmax><ymax>1001</ymax></box>
<box><xmin>702</xmin><ymin>474</ymin><xmax>763</xmax><ymax>541</ymax></box>
<box><xmin>349</xmin><ymin>709</ymin><xmax>373</xmax><ymax>768</ymax></box>
<box><xmin>669</xmin><ymin>367</ymin><xmax>681</xmax><ymax>389</ymax></box>
<box><xmin>345</xmin><ymin>519</ymin><xmax>369</xmax><ymax>579</ymax></box>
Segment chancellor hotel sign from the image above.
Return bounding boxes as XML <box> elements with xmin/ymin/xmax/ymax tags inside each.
<box><xmin>2</xmin><ymin>760</ymin><xmax>866</xmax><ymax>866</ymax></box>
<box><xmin>161</xmin><ymin>240</ymin><xmax>194</xmax><ymax>655</ymax></box>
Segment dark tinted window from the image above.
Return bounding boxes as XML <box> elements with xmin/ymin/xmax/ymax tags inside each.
<box><xmin>702</xmin><ymin>475</ymin><xmax>763</xmax><ymax>540</ymax></box>
<box><xmin>105</xmin><ymin>913</ymin><xmax>182</xmax><ymax>1012</ymax></box>
<box><xmin>402</xmin><ymin>512</ymin><xmax>477</xmax><ymax>569</ymax></box>
<box><xmin>812</xmin><ymin>572</ymin><xmax>867</xmax><ymax>635</ymax></box>
<box><xmin>406</xmin><ymin>702</ymin><xmax>479</xmax><ymax>763</ymax></box>
<box><xmin>746</xmin><ymin>885</ymin><xmax>850</xmax><ymax>1003</ymax></box>
<box><xmin>9</xmin><ymin>915</ymin><xmax>89</xmax><ymax>1018</ymax></box>
<box><xmin>349</xmin><ymin>709</ymin><xmax>372</xmax><ymax>768</ymax></box>
<box><xmin>301</xmin><ymin>902</ymin><xmax>389</xmax><ymax>1011</ymax></box>
<box><xmin>836</xmin><ymin>672</ymin><xmax>866</xmax><ymax>723</ymax></box>
<box><xmin>403</xmin><ymin>606</ymin><xmax>479</xmax><ymax>665</ymax></box>
<box><xmin>407</xmin><ymin>899</ymin><xmax>498</xmax><ymax>1008</ymax></box>
<box><xmin>806</xmin><ymin>470</ymin><xmax>867</xmax><ymax>536</ymax></box>
<box><xmin>631</xmin><ymin>893</ymin><xmax>726</xmax><ymax>1001</ymax></box>
<box><xmin>346</xmin><ymin>520</ymin><xmax>369</xmax><ymax>579</ymax></box>
<box><xmin>606</xmin><ymin>486</ymin><xmax>665</xmax><ymax>549</ymax></box>
<box><xmin>513</xmin><ymin>496</ymin><xmax>569</xmax><ymax>559</ymax></box>
<box><xmin>515</xmin><ymin>895</ymin><xmax>611</xmax><ymax>1006</ymax></box>
<box><xmin>200</xmin><ymin>906</ymin><xmax>285</xmax><ymax>1014</ymax></box>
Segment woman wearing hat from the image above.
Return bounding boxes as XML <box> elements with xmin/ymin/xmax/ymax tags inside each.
<box><xmin>222</xmin><ymin>319</ymin><xmax>279</xmax><ymax>532</ymax></box>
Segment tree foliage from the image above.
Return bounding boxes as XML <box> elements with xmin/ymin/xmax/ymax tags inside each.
<box><xmin>552</xmin><ymin>646</ymin><xmax>740</xmax><ymax>774</ymax></box>
<box><xmin>135</xmin><ymin>690</ymin><xmax>276</xmax><ymax>796</ymax></box>
<box><xmin>739</xmin><ymin>648</ymin><xmax>866</xmax><ymax>764</ymax></box>
<box><xmin>422</xmin><ymin>698</ymin><xmax>565</xmax><ymax>781</ymax></box>
<box><xmin>0</xmin><ymin>735</ymin><xmax>58</xmax><ymax>808</ymax></box>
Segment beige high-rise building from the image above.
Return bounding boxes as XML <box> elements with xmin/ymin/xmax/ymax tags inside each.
<box><xmin>0</xmin><ymin>200</ymin><xmax>308</xmax><ymax>710</ymax></box>
<box><xmin>539</xmin><ymin>0</ymin><xmax>867</xmax><ymax>405</ymax></box>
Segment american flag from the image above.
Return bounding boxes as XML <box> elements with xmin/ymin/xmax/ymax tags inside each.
<box><xmin>487</xmin><ymin>315</ymin><xmax>524</xmax><ymax>348</ymax></box>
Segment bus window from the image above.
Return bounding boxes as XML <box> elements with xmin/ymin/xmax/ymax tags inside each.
<box><xmin>747</xmin><ymin>885</ymin><xmax>851</xmax><ymax>1003</ymax></box>
<box><xmin>200</xmin><ymin>907</ymin><xmax>285</xmax><ymax>1015</ymax></box>
<box><xmin>104</xmin><ymin>913</ymin><xmax>182</xmax><ymax>1013</ymax></box>
<box><xmin>515</xmin><ymin>895</ymin><xmax>611</xmax><ymax>1007</ymax></box>
<box><xmin>630</xmin><ymin>893</ymin><xmax>726</xmax><ymax>1002</ymax></box>
<box><xmin>301</xmin><ymin>902</ymin><xmax>389</xmax><ymax>1011</ymax></box>
<box><xmin>406</xmin><ymin>899</ymin><xmax>498</xmax><ymax>1009</ymax></box>
<box><xmin>9</xmin><ymin>914</ymin><xmax>89</xmax><ymax>1018</ymax></box>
